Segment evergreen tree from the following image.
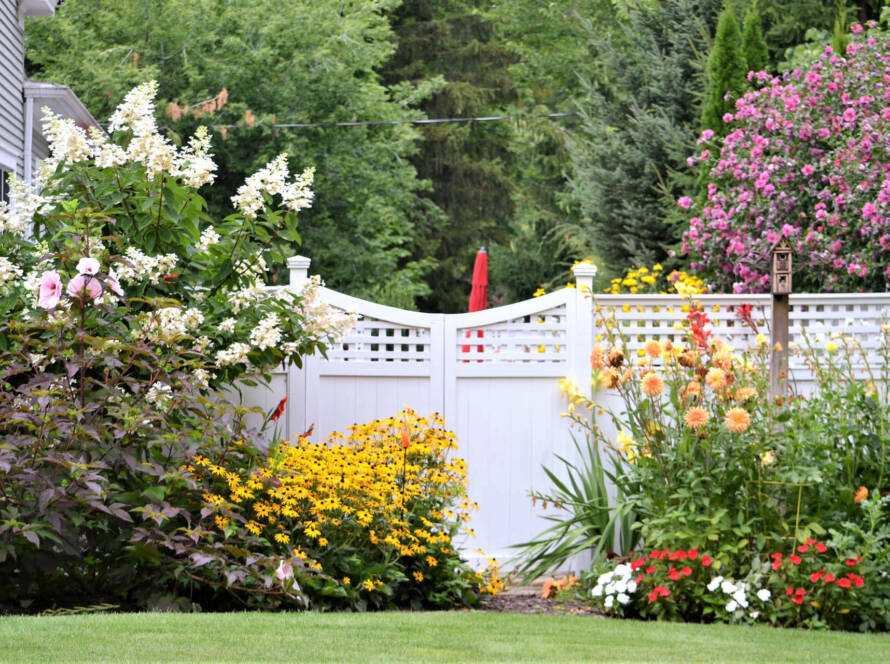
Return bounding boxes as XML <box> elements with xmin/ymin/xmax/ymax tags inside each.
<box><xmin>567</xmin><ymin>0</ymin><xmax>722</xmax><ymax>273</ymax></box>
<box><xmin>380</xmin><ymin>0</ymin><xmax>518</xmax><ymax>313</ymax></box>
<box><xmin>742</xmin><ymin>0</ymin><xmax>770</xmax><ymax>74</ymax></box>
<box><xmin>831</xmin><ymin>1</ymin><xmax>850</xmax><ymax>55</ymax></box>
<box><xmin>701</xmin><ymin>3</ymin><xmax>748</xmax><ymax>134</ymax></box>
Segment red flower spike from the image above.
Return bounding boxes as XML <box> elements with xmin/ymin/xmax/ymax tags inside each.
<box><xmin>270</xmin><ymin>397</ymin><xmax>287</xmax><ymax>422</ymax></box>
<box><xmin>789</xmin><ymin>554</ymin><xmax>802</xmax><ymax>565</ymax></box>
<box><xmin>701</xmin><ymin>555</ymin><xmax>712</xmax><ymax>567</ymax></box>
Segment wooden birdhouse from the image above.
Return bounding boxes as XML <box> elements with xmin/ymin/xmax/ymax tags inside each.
<box><xmin>771</xmin><ymin>237</ymin><xmax>793</xmax><ymax>295</ymax></box>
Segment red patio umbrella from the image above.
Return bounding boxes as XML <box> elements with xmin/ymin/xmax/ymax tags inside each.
<box><xmin>463</xmin><ymin>246</ymin><xmax>487</xmax><ymax>354</ymax></box>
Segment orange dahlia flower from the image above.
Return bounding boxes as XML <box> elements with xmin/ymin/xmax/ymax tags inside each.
<box><xmin>724</xmin><ymin>407</ymin><xmax>751</xmax><ymax>433</ymax></box>
<box><xmin>641</xmin><ymin>371</ymin><xmax>664</xmax><ymax>397</ymax></box>
<box><xmin>684</xmin><ymin>407</ymin><xmax>709</xmax><ymax>429</ymax></box>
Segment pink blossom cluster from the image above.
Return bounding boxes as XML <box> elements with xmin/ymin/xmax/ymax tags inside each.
<box><xmin>682</xmin><ymin>23</ymin><xmax>890</xmax><ymax>293</ymax></box>
<box><xmin>37</xmin><ymin>257</ymin><xmax>123</xmax><ymax>309</ymax></box>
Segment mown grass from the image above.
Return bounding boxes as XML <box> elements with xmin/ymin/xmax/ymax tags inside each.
<box><xmin>2</xmin><ymin>610</ymin><xmax>888</xmax><ymax>663</ymax></box>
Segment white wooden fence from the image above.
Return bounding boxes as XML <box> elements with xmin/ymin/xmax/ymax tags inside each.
<box><xmin>245</xmin><ymin>257</ymin><xmax>890</xmax><ymax>571</ymax></box>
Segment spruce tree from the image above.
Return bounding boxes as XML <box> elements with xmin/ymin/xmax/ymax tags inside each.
<box><xmin>742</xmin><ymin>0</ymin><xmax>770</xmax><ymax>74</ymax></box>
<box><xmin>700</xmin><ymin>3</ymin><xmax>748</xmax><ymax>135</ymax></box>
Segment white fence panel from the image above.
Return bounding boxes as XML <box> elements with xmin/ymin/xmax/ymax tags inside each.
<box><xmin>243</xmin><ymin>257</ymin><xmax>890</xmax><ymax>572</ymax></box>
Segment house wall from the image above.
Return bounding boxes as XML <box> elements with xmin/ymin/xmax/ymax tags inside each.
<box><xmin>0</xmin><ymin>0</ymin><xmax>23</xmax><ymax>174</ymax></box>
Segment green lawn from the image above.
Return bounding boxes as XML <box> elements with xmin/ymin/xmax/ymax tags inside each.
<box><xmin>1</xmin><ymin>611</ymin><xmax>887</xmax><ymax>663</ymax></box>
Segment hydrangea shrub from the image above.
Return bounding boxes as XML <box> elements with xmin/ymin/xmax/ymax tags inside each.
<box><xmin>682</xmin><ymin>23</ymin><xmax>890</xmax><ymax>293</ymax></box>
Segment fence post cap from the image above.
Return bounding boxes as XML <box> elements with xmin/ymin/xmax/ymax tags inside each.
<box><xmin>572</xmin><ymin>262</ymin><xmax>598</xmax><ymax>279</ymax></box>
<box><xmin>287</xmin><ymin>255</ymin><xmax>312</xmax><ymax>270</ymax></box>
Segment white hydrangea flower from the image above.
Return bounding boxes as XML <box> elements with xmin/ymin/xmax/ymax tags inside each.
<box><xmin>41</xmin><ymin>108</ymin><xmax>91</xmax><ymax>171</ymax></box>
<box><xmin>198</xmin><ymin>227</ymin><xmax>220</xmax><ymax>252</ymax></box>
<box><xmin>0</xmin><ymin>256</ymin><xmax>23</xmax><ymax>291</ymax></box>
<box><xmin>145</xmin><ymin>382</ymin><xmax>172</xmax><ymax>408</ymax></box>
<box><xmin>173</xmin><ymin>126</ymin><xmax>216</xmax><ymax>188</ymax></box>
<box><xmin>231</xmin><ymin>154</ymin><xmax>314</xmax><ymax>218</ymax></box>
<box><xmin>216</xmin><ymin>342</ymin><xmax>251</xmax><ymax>367</ymax></box>
<box><xmin>249</xmin><ymin>312</ymin><xmax>282</xmax><ymax>350</ymax></box>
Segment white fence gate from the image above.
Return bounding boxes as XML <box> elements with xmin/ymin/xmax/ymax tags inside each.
<box><xmin>247</xmin><ymin>257</ymin><xmax>890</xmax><ymax>571</ymax></box>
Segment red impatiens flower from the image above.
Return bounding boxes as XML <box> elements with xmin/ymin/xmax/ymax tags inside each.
<box><xmin>681</xmin><ymin>567</ymin><xmax>692</xmax><ymax>577</ymax></box>
<box><xmin>810</xmin><ymin>569</ymin><xmax>825</xmax><ymax>583</ymax></box>
<box><xmin>815</xmin><ymin>542</ymin><xmax>828</xmax><ymax>553</ymax></box>
<box><xmin>805</xmin><ymin>538</ymin><xmax>817</xmax><ymax>546</ymax></box>
<box><xmin>836</xmin><ymin>577</ymin><xmax>852</xmax><ymax>589</ymax></box>
<box><xmin>635</xmin><ymin>574</ymin><xmax>645</xmax><ymax>585</ymax></box>
<box><xmin>270</xmin><ymin>397</ymin><xmax>287</xmax><ymax>421</ymax></box>
<box><xmin>797</xmin><ymin>544</ymin><xmax>809</xmax><ymax>553</ymax></box>
<box><xmin>669</xmin><ymin>550</ymin><xmax>688</xmax><ymax>560</ymax></box>
<box><xmin>668</xmin><ymin>567</ymin><xmax>682</xmax><ymax>581</ymax></box>
<box><xmin>823</xmin><ymin>573</ymin><xmax>836</xmax><ymax>583</ymax></box>
<box><xmin>646</xmin><ymin>565</ymin><xmax>656</xmax><ymax>574</ymax></box>
<box><xmin>701</xmin><ymin>555</ymin><xmax>713</xmax><ymax>567</ymax></box>
<box><xmin>162</xmin><ymin>272</ymin><xmax>179</xmax><ymax>284</ymax></box>
<box><xmin>789</xmin><ymin>554</ymin><xmax>802</xmax><ymax>565</ymax></box>
<box><xmin>631</xmin><ymin>557</ymin><xmax>647</xmax><ymax>571</ymax></box>
<box><xmin>688</xmin><ymin>549</ymin><xmax>699</xmax><ymax>560</ymax></box>
<box><xmin>770</xmin><ymin>553</ymin><xmax>783</xmax><ymax>560</ymax></box>
<box><xmin>845</xmin><ymin>555</ymin><xmax>862</xmax><ymax>566</ymax></box>
<box><xmin>847</xmin><ymin>573</ymin><xmax>864</xmax><ymax>588</ymax></box>
<box><xmin>785</xmin><ymin>587</ymin><xmax>794</xmax><ymax>596</ymax></box>
<box><xmin>647</xmin><ymin>585</ymin><xmax>671</xmax><ymax>602</ymax></box>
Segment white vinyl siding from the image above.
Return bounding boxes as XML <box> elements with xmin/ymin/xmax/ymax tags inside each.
<box><xmin>0</xmin><ymin>0</ymin><xmax>24</xmax><ymax>174</ymax></box>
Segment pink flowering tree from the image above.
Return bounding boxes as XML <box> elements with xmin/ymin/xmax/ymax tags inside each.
<box><xmin>681</xmin><ymin>22</ymin><xmax>890</xmax><ymax>293</ymax></box>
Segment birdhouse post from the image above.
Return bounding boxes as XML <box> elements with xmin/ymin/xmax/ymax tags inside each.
<box><xmin>770</xmin><ymin>237</ymin><xmax>792</xmax><ymax>399</ymax></box>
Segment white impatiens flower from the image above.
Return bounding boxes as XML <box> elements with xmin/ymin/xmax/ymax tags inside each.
<box><xmin>725</xmin><ymin>600</ymin><xmax>739</xmax><ymax>613</ymax></box>
<box><xmin>720</xmin><ymin>580</ymin><xmax>737</xmax><ymax>595</ymax></box>
<box><xmin>732</xmin><ymin>588</ymin><xmax>749</xmax><ymax>609</ymax></box>
<box><xmin>616</xmin><ymin>593</ymin><xmax>630</xmax><ymax>605</ymax></box>
<box><xmin>707</xmin><ymin>576</ymin><xmax>723</xmax><ymax>592</ymax></box>
<box><xmin>591</xmin><ymin>585</ymin><xmax>603</xmax><ymax>598</ymax></box>
<box><xmin>604</xmin><ymin>595</ymin><xmax>614</xmax><ymax>609</ymax></box>
<box><xmin>756</xmin><ymin>588</ymin><xmax>771</xmax><ymax>602</ymax></box>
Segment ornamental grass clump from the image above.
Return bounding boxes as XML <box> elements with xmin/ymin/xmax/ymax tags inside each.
<box><xmin>189</xmin><ymin>409</ymin><xmax>502</xmax><ymax>611</ymax></box>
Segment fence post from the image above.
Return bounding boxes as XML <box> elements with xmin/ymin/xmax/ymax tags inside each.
<box><xmin>287</xmin><ymin>255</ymin><xmax>311</xmax><ymax>285</ymax></box>
<box><xmin>572</xmin><ymin>263</ymin><xmax>597</xmax><ymax>385</ymax></box>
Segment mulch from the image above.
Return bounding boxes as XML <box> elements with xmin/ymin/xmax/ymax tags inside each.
<box><xmin>476</xmin><ymin>584</ymin><xmax>602</xmax><ymax>617</ymax></box>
